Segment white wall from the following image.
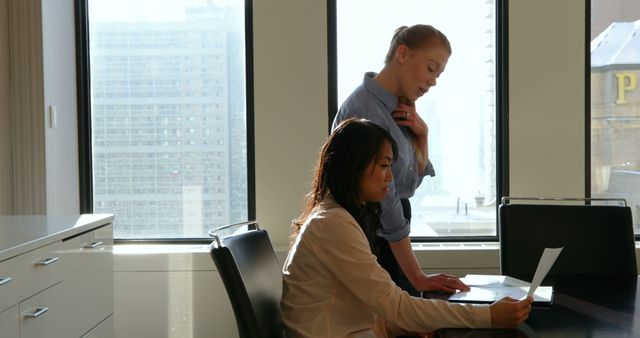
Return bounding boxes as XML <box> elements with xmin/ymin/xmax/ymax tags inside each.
<box><xmin>253</xmin><ymin>0</ymin><xmax>328</xmax><ymax>247</ymax></box>
<box><xmin>42</xmin><ymin>0</ymin><xmax>80</xmax><ymax>214</ymax></box>
<box><xmin>1</xmin><ymin>0</ymin><xmax>79</xmax><ymax>214</ymax></box>
<box><xmin>508</xmin><ymin>0</ymin><xmax>586</xmax><ymax>198</ymax></box>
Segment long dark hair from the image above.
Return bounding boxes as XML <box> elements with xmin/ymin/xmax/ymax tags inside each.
<box><xmin>292</xmin><ymin>118</ymin><xmax>398</xmax><ymax>252</ymax></box>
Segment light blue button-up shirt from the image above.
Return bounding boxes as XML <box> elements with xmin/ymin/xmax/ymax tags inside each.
<box><xmin>332</xmin><ymin>72</ymin><xmax>435</xmax><ymax>242</ymax></box>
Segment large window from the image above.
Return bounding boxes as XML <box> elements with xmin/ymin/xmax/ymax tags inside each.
<box><xmin>85</xmin><ymin>0</ymin><xmax>250</xmax><ymax>239</ymax></box>
<box><xmin>336</xmin><ymin>0</ymin><xmax>499</xmax><ymax>238</ymax></box>
<box><xmin>591</xmin><ymin>0</ymin><xmax>640</xmax><ymax>233</ymax></box>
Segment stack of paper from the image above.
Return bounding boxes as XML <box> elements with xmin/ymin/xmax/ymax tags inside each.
<box><xmin>448</xmin><ymin>275</ymin><xmax>553</xmax><ymax>304</ymax></box>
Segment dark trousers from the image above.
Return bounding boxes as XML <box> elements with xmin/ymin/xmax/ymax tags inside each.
<box><xmin>375</xmin><ymin>198</ymin><xmax>421</xmax><ymax>297</ymax></box>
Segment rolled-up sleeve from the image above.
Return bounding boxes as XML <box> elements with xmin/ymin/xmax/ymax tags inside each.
<box><xmin>424</xmin><ymin>159</ymin><xmax>435</xmax><ymax>177</ymax></box>
<box><xmin>379</xmin><ymin>181</ymin><xmax>411</xmax><ymax>242</ymax></box>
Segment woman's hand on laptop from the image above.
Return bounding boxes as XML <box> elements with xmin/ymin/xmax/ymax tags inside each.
<box><xmin>418</xmin><ymin>273</ymin><xmax>470</xmax><ymax>293</ymax></box>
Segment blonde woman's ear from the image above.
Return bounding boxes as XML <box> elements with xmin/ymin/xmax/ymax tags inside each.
<box><xmin>396</xmin><ymin>45</ymin><xmax>409</xmax><ymax>64</ymax></box>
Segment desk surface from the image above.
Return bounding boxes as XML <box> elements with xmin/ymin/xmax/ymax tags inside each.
<box><xmin>0</xmin><ymin>214</ymin><xmax>114</xmax><ymax>261</ymax></box>
<box><xmin>435</xmin><ymin>276</ymin><xmax>640</xmax><ymax>338</ymax></box>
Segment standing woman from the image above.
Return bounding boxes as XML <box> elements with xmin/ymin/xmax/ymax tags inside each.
<box><xmin>332</xmin><ymin>24</ymin><xmax>466</xmax><ymax>296</ymax></box>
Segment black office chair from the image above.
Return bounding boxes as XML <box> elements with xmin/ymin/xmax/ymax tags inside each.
<box><xmin>209</xmin><ymin>222</ymin><xmax>285</xmax><ymax>338</ymax></box>
<box><xmin>499</xmin><ymin>197</ymin><xmax>637</xmax><ymax>284</ymax></box>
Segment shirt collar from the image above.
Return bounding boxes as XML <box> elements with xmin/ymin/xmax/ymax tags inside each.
<box><xmin>320</xmin><ymin>193</ymin><xmax>340</xmax><ymax>210</ymax></box>
<box><xmin>363</xmin><ymin>72</ymin><xmax>397</xmax><ymax>112</ymax></box>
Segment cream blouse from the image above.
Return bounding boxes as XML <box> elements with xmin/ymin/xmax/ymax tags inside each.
<box><xmin>281</xmin><ymin>197</ymin><xmax>491</xmax><ymax>337</ymax></box>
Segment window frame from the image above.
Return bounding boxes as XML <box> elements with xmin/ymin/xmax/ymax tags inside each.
<box><xmin>586</xmin><ymin>2</ymin><xmax>640</xmax><ymax>240</ymax></box>
<box><xmin>74</xmin><ymin>0</ymin><xmax>256</xmax><ymax>243</ymax></box>
<box><xmin>585</xmin><ymin>0</ymin><xmax>591</xmax><ymax>203</ymax></box>
<box><xmin>327</xmin><ymin>0</ymin><xmax>510</xmax><ymax>242</ymax></box>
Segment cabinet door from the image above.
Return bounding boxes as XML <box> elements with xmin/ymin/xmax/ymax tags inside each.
<box><xmin>20</xmin><ymin>282</ymin><xmax>67</xmax><ymax>338</ymax></box>
<box><xmin>0</xmin><ymin>304</ymin><xmax>19</xmax><ymax>338</ymax></box>
<box><xmin>81</xmin><ymin>314</ymin><xmax>114</xmax><ymax>338</ymax></box>
<box><xmin>0</xmin><ymin>241</ymin><xmax>63</xmax><ymax>313</ymax></box>
<box><xmin>0</xmin><ymin>272</ymin><xmax>17</xmax><ymax>312</ymax></box>
<box><xmin>59</xmin><ymin>223</ymin><xmax>114</xmax><ymax>336</ymax></box>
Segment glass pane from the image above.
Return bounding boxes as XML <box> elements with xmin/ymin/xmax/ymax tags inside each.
<box><xmin>88</xmin><ymin>0</ymin><xmax>247</xmax><ymax>239</ymax></box>
<box><xmin>337</xmin><ymin>0</ymin><xmax>497</xmax><ymax>237</ymax></box>
<box><xmin>591</xmin><ymin>0</ymin><xmax>640</xmax><ymax>233</ymax></box>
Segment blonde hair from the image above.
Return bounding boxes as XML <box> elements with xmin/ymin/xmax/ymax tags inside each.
<box><xmin>384</xmin><ymin>24</ymin><xmax>452</xmax><ymax>65</ymax></box>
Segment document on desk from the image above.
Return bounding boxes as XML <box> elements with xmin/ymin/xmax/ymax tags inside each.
<box><xmin>448</xmin><ymin>247</ymin><xmax>563</xmax><ymax>305</ymax></box>
<box><xmin>448</xmin><ymin>275</ymin><xmax>553</xmax><ymax>304</ymax></box>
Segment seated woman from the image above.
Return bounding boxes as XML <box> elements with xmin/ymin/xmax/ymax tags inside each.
<box><xmin>281</xmin><ymin>118</ymin><xmax>532</xmax><ymax>337</ymax></box>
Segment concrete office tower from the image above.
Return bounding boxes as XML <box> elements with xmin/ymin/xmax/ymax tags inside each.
<box><xmin>90</xmin><ymin>3</ymin><xmax>247</xmax><ymax>238</ymax></box>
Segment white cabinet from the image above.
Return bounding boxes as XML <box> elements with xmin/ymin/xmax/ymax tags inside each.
<box><xmin>0</xmin><ymin>241</ymin><xmax>63</xmax><ymax>313</ymax></box>
<box><xmin>0</xmin><ymin>215</ymin><xmax>114</xmax><ymax>337</ymax></box>
<box><xmin>0</xmin><ymin>242</ymin><xmax>68</xmax><ymax>338</ymax></box>
<box><xmin>81</xmin><ymin>315</ymin><xmax>114</xmax><ymax>338</ymax></box>
<box><xmin>19</xmin><ymin>282</ymin><xmax>66</xmax><ymax>338</ymax></box>
<box><xmin>59</xmin><ymin>224</ymin><xmax>114</xmax><ymax>337</ymax></box>
<box><xmin>0</xmin><ymin>304</ymin><xmax>18</xmax><ymax>338</ymax></box>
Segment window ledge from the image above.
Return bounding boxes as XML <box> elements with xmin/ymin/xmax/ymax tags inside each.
<box><xmin>112</xmin><ymin>242</ymin><xmax>640</xmax><ymax>272</ymax></box>
<box><xmin>413</xmin><ymin>242</ymin><xmax>499</xmax><ymax>250</ymax></box>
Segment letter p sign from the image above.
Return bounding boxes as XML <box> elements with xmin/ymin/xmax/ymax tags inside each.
<box><xmin>616</xmin><ymin>72</ymin><xmax>637</xmax><ymax>104</ymax></box>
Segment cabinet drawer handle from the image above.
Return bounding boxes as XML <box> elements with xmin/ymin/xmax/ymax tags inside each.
<box><xmin>35</xmin><ymin>257</ymin><xmax>59</xmax><ymax>266</ymax></box>
<box><xmin>84</xmin><ymin>241</ymin><xmax>104</xmax><ymax>249</ymax></box>
<box><xmin>0</xmin><ymin>277</ymin><xmax>11</xmax><ymax>286</ymax></box>
<box><xmin>24</xmin><ymin>307</ymin><xmax>49</xmax><ymax>318</ymax></box>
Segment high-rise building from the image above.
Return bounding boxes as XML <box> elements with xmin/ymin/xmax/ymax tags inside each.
<box><xmin>90</xmin><ymin>4</ymin><xmax>247</xmax><ymax>238</ymax></box>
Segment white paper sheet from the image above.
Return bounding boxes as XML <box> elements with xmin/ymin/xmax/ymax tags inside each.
<box><xmin>449</xmin><ymin>285</ymin><xmax>553</xmax><ymax>303</ymax></box>
<box><xmin>527</xmin><ymin>247</ymin><xmax>563</xmax><ymax>297</ymax></box>
<box><xmin>452</xmin><ymin>274</ymin><xmax>553</xmax><ymax>303</ymax></box>
<box><xmin>461</xmin><ymin>274</ymin><xmax>530</xmax><ymax>287</ymax></box>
